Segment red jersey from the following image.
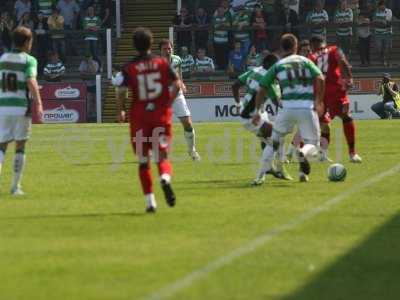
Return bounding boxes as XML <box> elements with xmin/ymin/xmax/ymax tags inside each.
<box><xmin>309</xmin><ymin>46</ymin><xmax>345</xmax><ymax>91</ymax></box>
<box><xmin>121</xmin><ymin>54</ymin><xmax>178</xmax><ymax>124</ymax></box>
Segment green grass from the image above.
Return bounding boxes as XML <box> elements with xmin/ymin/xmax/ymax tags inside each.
<box><xmin>0</xmin><ymin>120</ymin><xmax>399</xmax><ymax>300</ymax></box>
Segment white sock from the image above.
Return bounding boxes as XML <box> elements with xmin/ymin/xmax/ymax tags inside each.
<box><xmin>12</xmin><ymin>151</ymin><xmax>25</xmax><ymax>190</ymax></box>
<box><xmin>0</xmin><ymin>150</ymin><xmax>5</xmax><ymax>176</ymax></box>
<box><xmin>286</xmin><ymin>143</ymin><xmax>296</xmax><ymax>156</ymax></box>
<box><xmin>278</xmin><ymin>137</ymin><xmax>286</xmax><ymax>163</ymax></box>
<box><xmin>184</xmin><ymin>129</ymin><xmax>196</xmax><ymax>153</ymax></box>
<box><xmin>300</xmin><ymin>144</ymin><xmax>319</xmax><ymax>159</ymax></box>
<box><xmin>145</xmin><ymin>193</ymin><xmax>157</xmax><ymax>208</ymax></box>
<box><xmin>160</xmin><ymin>173</ymin><xmax>171</xmax><ymax>184</ymax></box>
<box><xmin>256</xmin><ymin>143</ymin><xmax>274</xmax><ymax>178</ymax></box>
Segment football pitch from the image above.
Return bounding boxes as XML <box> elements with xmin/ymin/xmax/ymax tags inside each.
<box><xmin>0</xmin><ymin>120</ymin><xmax>399</xmax><ymax>300</ymax></box>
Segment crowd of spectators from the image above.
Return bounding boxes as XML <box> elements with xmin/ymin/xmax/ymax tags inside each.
<box><xmin>174</xmin><ymin>0</ymin><xmax>399</xmax><ymax>78</ymax></box>
<box><xmin>0</xmin><ymin>0</ymin><xmax>115</xmax><ymax>78</ymax></box>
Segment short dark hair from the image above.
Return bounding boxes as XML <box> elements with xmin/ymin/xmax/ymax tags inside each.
<box><xmin>281</xmin><ymin>33</ymin><xmax>298</xmax><ymax>52</ymax></box>
<box><xmin>310</xmin><ymin>35</ymin><xmax>325</xmax><ymax>48</ymax></box>
<box><xmin>133</xmin><ymin>27</ymin><xmax>153</xmax><ymax>53</ymax></box>
<box><xmin>12</xmin><ymin>26</ymin><xmax>32</xmax><ymax>48</ymax></box>
<box><xmin>378</xmin><ymin>0</ymin><xmax>385</xmax><ymax>6</ymax></box>
<box><xmin>262</xmin><ymin>53</ymin><xmax>279</xmax><ymax>70</ymax></box>
<box><xmin>159</xmin><ymin>38</ymin><xmax>172</xmax><ymax>50</ymax></box>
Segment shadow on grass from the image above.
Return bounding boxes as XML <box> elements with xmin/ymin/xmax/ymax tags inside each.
<box><xmin>0</xmin><ymin>211</ymin><xmax>147</xmax><ymax>220</ymax></box>
<box><xmin>71</xmin><ymin>161</ymin><xmax>138</xmax><ymax>167</ymax></box>
<box><xmin>281</xmin><ymin>213</ymin><xmax>400</xmax><ymax>300</ymax></box>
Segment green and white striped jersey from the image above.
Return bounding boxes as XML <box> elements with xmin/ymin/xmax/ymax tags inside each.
<box><xmin>38</xmin><ymin>0</ymin><xmax>53</xmax><ymax>17</ymax></box>
<box><xmin>213</xmin><ymin>15</ymin><xmax>230</xmax><ymax>44</ymax></box>
<box><xmin>335</xmin><ymin>8</ymin><xmax>353</xmax><ymax>36</ymax></box>
<box><xmin>238</xmin><ymin>66</ymin><xmax>280</xmax><ymax>118</ymax></box>
<box><xmin>0</xmin><ymin>50</ymin><xmax>37</xmax><ymax>116</ymax></box>
<box><xmin>232</xmin><ymin>12</ymin><xmax>251</xmax><ymax>42</ymax></box>
<box><xmin>169</xmin><ymin>54</ymin><xmax>182</xmax><ymax>78</ymax></box>
<box><xmin>259</xmin><ymin>55</ymin><xmax>322</xmax><ymax>109</ymax></box>
<box><xmin>374</xmin><ymin>8</ymin><xmax>392</xmax><ymax>35</ymax></box>
<box><xmin>195</xmin><ymin>56</ymin><xmax>215</xmax><ymax>72</ymax></box>
<box><xmin>181</xmin><ymin>54</ymin><xmax>194</xmax><ymax>74</ymax></box>
<box><xmin>307</xmin><ymin>9</ymin><xmax>329</xmax><ymax>37</ymax></box>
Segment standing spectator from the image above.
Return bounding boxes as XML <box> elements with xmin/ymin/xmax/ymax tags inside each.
<box><xmin>306</xmin><ymin>0</ymin><xmax>329</xmax><ymax>38</ymax></box>
<box><xmin>194</xmin><ymin>7</ymin><xmax>210</xmax><ymax>51</ymax></box>
<box><xmin>357</xmin><ymin>13</ymin><xmax>371</xmax><ymax>66</ymax></box>
<box><xmin>232</xmin><ymin>6</ymin><xmax>251</xmax><ymax>54</ymax></box>
<box><xmin>36</xmin><ymin>0</ymin><xmax>55</xmax><ymax>18</ymax></box>
<box><xmin>0</xmin><ymin>12</ymin><xmax>14</xmax><ymax>55</ymax></box>
<box><xmin>212</xmin><ymin>5</ymin><xmax>231</xmax><ymax>70</ymax></box>
<box><xmin>371</xmin><ymin>73</ymin><xmax>400</xmax><ymax>119</ymax></box>
<box><xmin>246</xmin><ymin>44</ymin><xmax>260</xmax><ymax>70</ymax></box>
<box><xmin>79</xmin><ymin>52</ymin><xmax>100</xmax><ymax>121</ymax></box>
<box><xmin>14</xmin><ymin>0</ymin><xmax>32</xmax><ymax>23</ymax></box>
<box><xmin>173</xmin><ymin>6</ymin><xmax>193</xmax><ymax>53</ymax></box>
<box><xmin>334</xmin><ymin>0</ymin><xmax>353</xmax><ymax>57</ymax></box>
<box><xmin>180</xmin><ymin>46</ymin><xmax>195</xmax><ymax>78</ymax></box>
<box><xmin>298</xmin><ymin>39</ymin><xmax>311</xmax><ymax>57</ymax></box>
<box><xmin>34</xmin><ymin>12</ymin><xmax>50</xmax><ymax>74</ymax></box>
<box><xmin>43</xmin><ymin>51</ymin><xmax>66</xmax><ymax>81</ymax></box>
<box><xmin>280</xmin><ymin>2</ymin><xmax>299</xmax><ymax>38</ymax></box>
<box><xmin>18</xmin><ymin>12</ymin><xmax>34</xmax><ymax>30</ymax></box>
<box><xmin>47</xmin><ymin>6</ymin><xmax>66</xmax><ymax>62</ymax></box>
<box><xmin>251</xmin><ymin>4</ymin><xmax>267</xmax><ymax>52</ymax></box>
<box><xmin>194</xmin><ymin>48</ymin><xmax>215</xmax><ymax>73</ymax></box>
<box><xmin>245</xmin><ymin>0</ymin><xmax>263</xmax><ymax>13</ymax></box>
<box><xmin>82</xmin><ymin>6</ymin><xmax>100</xmax><ymax>62</ymax></box>
<box><xmin>214</xmin><ymin>0</ymin><xmax>234</xmax><ymax>19</ymax></box>
<box><xmin>57</xmin><ymin>0</ymin><xmax>80</xmax><ymax>55</ymax></box>
<box><xmin>227</xmin><ymin>40</ymin><xmax>246</xmax><ymax>78</ymax></box>
<box><xmin>373</xmin><ymin>0</ymin><xmax>392</xmax><ymax>66</ymax></box>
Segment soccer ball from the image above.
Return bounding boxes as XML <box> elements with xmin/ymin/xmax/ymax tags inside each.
<box><xmin>327</xmin><ymin>163</ymin><xmax>347</xmax><ymax>182</ymax></box>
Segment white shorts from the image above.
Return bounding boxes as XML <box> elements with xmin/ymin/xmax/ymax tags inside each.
<box><xmin>241</xmin><ymin>112</ymin><xmax>270</xmax><ymax>135</ymax></box>
<box><xmin>273</xmin><ymin>108</ymin><xmax>320</xmax><ymax>145</ymax></box>
<box><xmin>173</xmin><ymin>92</ymin><xmax>191</xmax><ymax>118</ymax></box>
<box><xmin>0</xmin><ymin>115</ymin><xmax>32</xmax><ymax>143</ymax></box>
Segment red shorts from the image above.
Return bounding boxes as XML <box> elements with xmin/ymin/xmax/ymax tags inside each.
<box><xmin>129</xmin><ymin>121</ymin><xmax>172</xmax><ymax>161</ymax></box>
<box><xmin>320</xmin><ymin>86</ymin><xmax>350</xmax><ymax>123</ymax></box>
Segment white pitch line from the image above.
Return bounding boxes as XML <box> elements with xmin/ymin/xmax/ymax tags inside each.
<box><xmin>142</xmin><ymin>163</ymin><xmax>400</xmax><ymax>300</ymax></box>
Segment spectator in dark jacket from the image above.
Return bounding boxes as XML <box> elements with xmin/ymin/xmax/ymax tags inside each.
<box><xmin>194</xmin><ymin>7</ymin><xmax>210</xmax><ymax>51</ymax></box>
<box><xmin>173</xmin><ymin>6</ymin><xmax>193</xmax><ymax>53</ymax></box>
<box><xmin>280</xmin><ymin>2</ymin><xmax>299</xmax><ymax>38</ymax></box>
<box><xmin>34</xmin><ymin>12</ymin><xmax>50</xmax><ymax>75</ymax></box>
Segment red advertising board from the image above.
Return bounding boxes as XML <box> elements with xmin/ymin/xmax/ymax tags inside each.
<box><xmin>33</xmin><ymin>83</ymin><xmax>87</xmax><ymax>123</ymax></box>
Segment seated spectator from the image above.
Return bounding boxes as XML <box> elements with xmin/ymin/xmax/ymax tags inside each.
<box><xmin>34</xmin><ymin>12</ymin><xmax>50</xmax><ymax>75</ymax></box>
<box><xmin>371</xmin><ymin>73</ymin><xmax>400</xmax><ymax>119</ymax></box>
<box><xmin>43</xmin><ymin>51</ymin><xmax>66</xmax><ymax>82</ymax></box>
<box><xmin>194</xmin><ymin>7</ymin><xmax>210</xmax><ymax>51</ymax></box>
<box><xmin>180</xmin><ymin>46</ymin><xmax>195</xmax><ymax>78</ymax></box>
<box><xmin>48</xmin><ymin>6</ymin><xmax>66</xmax><ymax>62</ymax></box>
<box><xmin>334</xmin><ymin>0</ymin><xmax>354</xmax><ymax>57</ymax></box>
<box><xmin>15</xmin><ymin>0</ymin><xmax>32</xmax><ymax>23</ymax></box>
<box><xmin>82</xmin><ymin>6</ymin><xmax>101</xmax><ymax>62</ymax></box>
<box><xmin>306</xmin><ymin>0</ymin><xmax>329</xmax><ymax>38</ymax></box>
<box><xmin>173</xmin><ymin>6</ymin><xmax>193</xmax><ymax>53</ymax></box>
<box><xmin>0</xmin><ymin>12</ymin><xmax>14</xmax><ymax>55</ymax></box>
<box><xmin>251</xmin><ymin>4</ymin><xmax>267</xmax><ymax>52</ymax></box>
<box><xmin>194</xmin><ymin>48</ymin><xmax>215</xmax><ymax>73</ymax></box>
<box><xmin>227</xmin><ymin>41</ymin><xmax>246</xmax><ymax>78</ymax></box>
<box><xmin>212</xmin><ymin>5</ymin><xmax>231</xmax><ymax>70</ymax></box>
<box><xmin>79</xmin><ymin>52</ymin><xmax>100</xmax><ymax>122</ymax></box>
<box><xmin>245</xmin><ymin>45</ymin><xmax>260</xmax><ymax>70</ymax></box>
<box><xmin>18</xmin><ymin>12</ymin><xmax>34</xmax><ymax>30</ymax></box>
<box><xmin>232</xmin><ymin>6</ymin><xmax>251</xmax><ymax>55</ymax></box>
<box><xmin>357</xmin><ymin>13</ymin><xmax>371</xmax><ymax>66</ymax></box>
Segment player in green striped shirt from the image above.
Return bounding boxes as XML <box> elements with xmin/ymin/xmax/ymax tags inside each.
<box><xmin>159</xmin><ymin>39</ymin><xmax>200</xmax><ymax>161</ymax></box>
<box><xmin>232</xmin><ymin>53</ymin><xmax>292</xmax><ymax>183</ymax></box>
<box><xmin>0</xmin><ymin>26</ymin><xmax>43</xmax><ymax>195</ymax></box>
<box><xmin>253</xmin><ymin>34</ymin><xmax>325</xmax><ymax>183</ymax></box>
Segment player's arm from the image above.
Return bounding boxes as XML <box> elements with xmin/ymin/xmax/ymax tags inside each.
<box><xmin>252</xmin><ymin>68</ymin><xmax>274</xmax><ymax>125</ymax></box>
<box><xmin>336</xmin><ymin>48</ymin><xmax>353</xmax><ymax>89</ymax></box>
<box><xmin>307</xmin><ymin>59</ymin><xmax>325</xmax><ymax>116</ymax></box>
<box><xmin>25</xmin><ymin>56</ymin><xmax>43</xmax><ymax>122</ymax></box>
<box><xmin>112</xmin><ymin>70</ymin><xmax>128</xmax><ymax>123</ymax></box>
<box><xmin>232</xmin><ymin>71</ymin><xmax>250</xmax><ymax>106</ymax></box>
<box><xmin>168</xmin><ymin>64</ymin><xmax>180</xmax><ymax>101</ymax></box>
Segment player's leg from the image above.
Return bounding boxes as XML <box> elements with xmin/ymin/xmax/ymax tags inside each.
<box><xmin>10</xmin><ymin>116</ymin><xmax>32</xmax><ymax>195</ymax></box>
<box><xmin>0</xmin><ymin>116</ymin><xmax>13</xmax><ymax>179</ymax></box>
<box><xmin>297</xmin><ymin>109</ymin><xmax>321</xmax><ymax>182</ymax></box>
<box><xmin>339</xmin><ymin>102</ymin><xmax>362</xmax><ymax>163</ymax></box>
<box><xmin>319</xmin><ymin>115</ymin><xmax>332</xmax><ymax>162</ymax></box>
<box><xmin>286</xmin><ymin>130</ymin><xmax>303</xmax><ymax>163</ymax></box>
<box><xmin>173</xmin><ymin>93</ymin><xmax>200</xmax><ymax>161</ymax></box>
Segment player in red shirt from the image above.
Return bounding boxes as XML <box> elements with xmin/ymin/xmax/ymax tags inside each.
<box><xmin>113</xmin><ymin>27</ymin><xmax>181</xmax><ymax>213</ymax></box>
<box><xmin>309</xmin><ymin>35</ymin><xmax>362</xmax><ymax>163</ymax></box>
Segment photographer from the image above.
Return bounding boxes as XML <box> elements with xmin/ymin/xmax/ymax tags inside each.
<box><xmin>371</xmin><ymin>73</ymin><xmax>400</xmax><ymax>119</ymax></box>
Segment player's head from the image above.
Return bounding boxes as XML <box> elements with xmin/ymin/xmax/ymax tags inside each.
<box><xmin>299</xmin><ymin>39</ymin><xmax>311</xmax><ymax>57</ymax></box>
<box><xmin>382</xmin><ymin>73</ymin><xmax>391</xmax><ymax>83</ymax></box>
<box><xmin>159</xmin><ymin>39</ymin><xmax>173</xmax><ymax>59</ymax></box>
<box><xmin>133</xmin><ymin>27</ymin><xmax>153</xmax><ymax>54</ymax></box>
<box><xmin>310</xmin><ymin>35</ymin><xmax>325</xmax><ymax>51</ymax></box>
<box><xmin>12</xmin><ymin>26</ymin><xmax>33</xmax><ymax>52</ymax></box>
<box><xmin>280</xmin><ymin>33</ymin><xmax>298</xmax><ymax>55</ymax></box>
<box><xmin>262</xmin><ymin>53</ymin><xmax>279</xmax><ymax>70</ymax></box>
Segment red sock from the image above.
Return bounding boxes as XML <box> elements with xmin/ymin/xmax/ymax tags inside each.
<box><xmin>139</xmin><ymin>164</ymin><xmax>153</xmax><ymax>195</ymax></box>
<box><xmin>343</xmin><ymin>120</ymin><xmax>356</xmax><ymax>155</ymax></box>
<box><xmin>320</xmin><ymin>132</ymin><xmax>330</xmax><ymax>150</ymax></box>
<box><xmin>157</xmin><ymin>159</ymin><xmax>172</xmax><ymax>178</ymax></box>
